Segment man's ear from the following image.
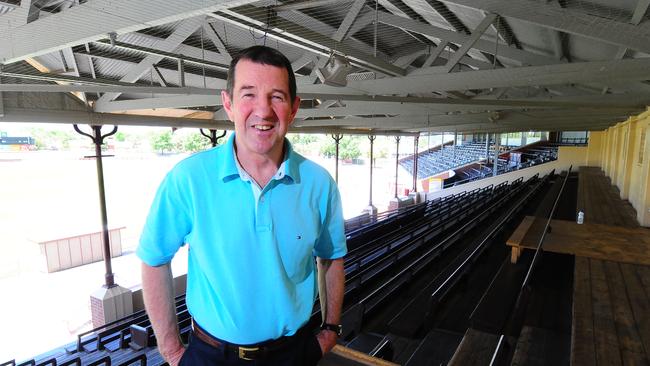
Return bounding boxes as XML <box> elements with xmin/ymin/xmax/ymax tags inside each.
<box><xmin>289</xmin><ymin>96</ymin><xmax>301</xmax><ymax>124</ymax></box>
<box><xmin>221</xmin><ymin>90</ymin><xmax>235</xmax><ymax>121</ymax></box>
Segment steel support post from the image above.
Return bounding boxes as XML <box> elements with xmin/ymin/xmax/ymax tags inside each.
<box><xmin>332</xmin><ymin>134</ymin><xmax>343</xmax><ymax>183</ymax></box>
<box><xmin>200</xmin><ymin>129</ymin><xmax>226</xmax><ymax>147</ymax></box>
<box><xmin>74</xmin><ymin>124</ymin><xmax>118</xmax><ymax>288</ymax></box>
<box><xmin>493</xmin><ymin>133</ymin><xmax>500</xmax><ymax>177</ymax></box>
<box><xmin>368</xmin><ymin>135</ymin><xmax>376</xmax><ymax>206</ymax></box>
<box><xmin>394</xmin><ymin>136</ymin><xmax>401</xmax><ymax>198</ymax></box>
<box><xmin>413</xmin><ymin>136</ymin><xmax>419</xmax><ymax>192</ymax></box>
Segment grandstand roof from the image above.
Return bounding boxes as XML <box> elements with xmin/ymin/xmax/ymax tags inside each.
<box><xmin>1</xmin><ymin>0</ymin><xmax>649</xmax><ymax>133</ymax></box>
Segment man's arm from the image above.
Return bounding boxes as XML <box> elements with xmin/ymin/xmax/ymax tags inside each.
<box><xmin>316</xmin><ymin>257</ymin><xmax>345</xmax><ymax>353</ymax></box>
<box><xmin>141</xmin><ymin>262</ymin><xmax>185</xmax><ymax>366</ymax></box>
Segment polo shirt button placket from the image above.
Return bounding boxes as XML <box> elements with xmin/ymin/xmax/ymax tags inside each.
<box><xmin>255</xmin><ymin>192</ymin><xmax>272</xmax><ymax>232</ymax></box>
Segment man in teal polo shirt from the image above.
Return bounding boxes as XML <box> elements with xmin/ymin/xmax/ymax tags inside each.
<box><xmin>138</xmin><ymin>46</ymin><xmax>347</xmax><ymax>365</ymax></box>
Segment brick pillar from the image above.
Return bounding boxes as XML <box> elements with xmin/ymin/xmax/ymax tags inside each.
<box><xmin>90</xmin><ymin>285</ymin><xmax>133</xmax><ymax>328</ymax></box>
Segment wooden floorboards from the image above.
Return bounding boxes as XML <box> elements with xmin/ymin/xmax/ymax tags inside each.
<box><xmin>511</xmin><ymin>326</ymin><xmax>570</xmax><ymax>365</ymax></box>
<box><xmin>577</xmin><ymin>167</ymin><xmax>639</xmax><ymax>228</ymax></box>
<box><xmin>572</xmin><ymin>167</ymin><xmax>650</xmax><ymax>366</ymax></box>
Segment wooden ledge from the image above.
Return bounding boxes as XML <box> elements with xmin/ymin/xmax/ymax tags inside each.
<box><xmin>507</xmin><ymin>216</ymin><xmax>650</xmax><ymax>265</ymax></box>
<box><xmin>319</xmin><ymin>345</ymin><xmax>400</xmax><ymax>366</ymax></box>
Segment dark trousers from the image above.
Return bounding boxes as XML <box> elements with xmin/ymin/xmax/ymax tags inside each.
<box><xmin>178</xmin><ymin>327</ymin><xmax>323</xmax><ymax>366</ymax></box>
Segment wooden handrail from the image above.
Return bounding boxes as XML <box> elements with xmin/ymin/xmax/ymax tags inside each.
<box><xmin>330</xmin><ymin>345</ymin><xmax>399</xmax><ymax>366</ymax></box>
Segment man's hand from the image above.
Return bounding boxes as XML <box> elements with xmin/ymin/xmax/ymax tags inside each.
<box><xmin>316</xmin><ymin>329</ymin><xmax>338</xmax><ymax>355</ymax></box>
<box><xmin>164</xmin><ymin>344</ymin><xmax>186</xmax><ymax>366</ymax></box>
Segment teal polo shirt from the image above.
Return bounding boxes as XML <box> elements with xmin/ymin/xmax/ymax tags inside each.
<box><xmin>137</xmin><ymin>133</ymin><xmax>347</xmax><ymax>345</ymax></box>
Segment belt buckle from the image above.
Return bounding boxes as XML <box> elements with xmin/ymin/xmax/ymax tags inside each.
<box><xmin>238</xmin><ymin>346</ymin><xmax>260</xmax><ymax>360</ymax></box>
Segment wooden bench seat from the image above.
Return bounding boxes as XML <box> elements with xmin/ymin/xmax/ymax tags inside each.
<box><xmin>510</xmin><ymin>326</ymin><xmax>570</xmax><ymax>365</ymax></box>
<box><xmin>404</xmin><ymin>329</ymin><xmax>462</xmax><ymax>366</ymax></box>
<box><xmin>447</xmin><ymin>328</ymin><xmax>503</xmax><ymax>366</ymax></box>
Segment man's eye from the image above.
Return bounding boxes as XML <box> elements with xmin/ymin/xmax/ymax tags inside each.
<box><xmin>242</xmin><ymin>94</ymin><xmax>254</xmax><ymax>98</ymax></box>
<box><xmin>272</xmin><ymin>95</ymin><xmax>284</xmax><ymax>101</ymax></box>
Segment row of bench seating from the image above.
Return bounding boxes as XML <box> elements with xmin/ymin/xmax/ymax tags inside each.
<box><xmin>449</xmin><ymin>170</ymin><xmax>570</xmax><ymax>365</ymax></box>
<box><xmin>335</xmin><ymin>175</ymin><xmax>552</xmax><ymax>363</ymax></box>
<box><xmin>387</xmin><ymin>174</ymin><xmax>549</xmax><ymax>338</ymax></box>
<box><xmin>9</xmin><ymin>202</ymin><xmax>460</xmax><ymax>365</ymax></box>
<box><xmin>338</xmin><ymin>172</ymin><xmax>555</xmax><ymax>365</ymax></box>
<box><xmin>6</xmin><ymin>176</ymin><xmax>549</xmax><ymax>366</ymax></box>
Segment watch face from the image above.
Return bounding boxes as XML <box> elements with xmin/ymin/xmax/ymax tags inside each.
<box><xmin>332</xmin><ymin>324</ymin><xmax>342</xmax><ymax>336</ymax></box>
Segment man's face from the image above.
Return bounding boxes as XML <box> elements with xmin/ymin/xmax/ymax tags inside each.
<box><xmin>222</xmin><ymin>59</ymin><xmax>300</xmax><ymax>161</ymax></box>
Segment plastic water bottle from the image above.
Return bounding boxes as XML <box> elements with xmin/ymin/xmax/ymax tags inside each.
<box><xmin>577</xmin><ymin>211</ymin><xmax>584</xmax><ymax>224</ymax></box>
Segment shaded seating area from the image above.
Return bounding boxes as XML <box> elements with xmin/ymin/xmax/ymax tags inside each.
<box><xmin>336</xmin><ymin>173</ymin><xmax>552</xmax><ymax>364</ymax></box>
<box><xmin>448</xmin><ymin>169</ymin><xmax>576</xmax><ymax>365</ymax></box>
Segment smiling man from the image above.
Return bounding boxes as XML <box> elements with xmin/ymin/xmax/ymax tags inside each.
<box><xmin>138</xmin><ymin>46</ymin><xmax>347</xmax><ymax>366</ymax></box>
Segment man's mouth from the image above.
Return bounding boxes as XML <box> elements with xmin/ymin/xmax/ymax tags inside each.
<box><xmin>253</xmin><ymin>125</ymin><xmax>273</xmax><ymax>131</ymax></box>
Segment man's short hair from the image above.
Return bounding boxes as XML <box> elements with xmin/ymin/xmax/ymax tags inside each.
<box><xmin>226</xmin><ymin>45</ymin><xmax>297</xmax><ymax>104</ymax></box>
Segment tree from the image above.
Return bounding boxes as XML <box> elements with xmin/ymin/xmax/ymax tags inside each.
<box><xmin>320</xmin><ymin>135</ymin><xmax>361</xmax><ymax>160</ymax></box>
<box><xmin>373</xmin><ymin>136</ymin><xmax>391</xmax><ymax>159</ymax></box>
<box><xmin>288</xmin><ymin>133</ymin><xmax>321</xmax><ymax>155</ymax></box>
<box><xmin>288</xmin><ymin>133</ymin><xmax>319</xmax><ymax>146</ymax></box>
<box><xmin>320</xmin><ymin>141</ymin><xmax>336</xmax><ymax>158</ymax></box>
<box><xmin>150</xmin><ymin>131</ymin><xmax>174</xmax><ymax>154</ymax></box>
<box><xmin>115</xmin><ymin>131</ymin><xmax>127</xmax><ymax>142</ymax></box>
<box><xmin>30</xmin><ymin>127</ymin><xmax>76</xmax><ymax>150</ymax></box>
<box><xmin>181</xmin><ymin>133</ymin><xmax>211</xmax><ymax>152</ymax></box>
<box><xmin>340</xmin><ymin>136</ymin><xmax>362</xmax><ymax>160</ymax></box>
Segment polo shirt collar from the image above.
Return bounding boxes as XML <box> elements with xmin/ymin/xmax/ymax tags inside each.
<box><xmin>217</xmin><ymin>133</ymin><xmax>239</xmax><ymax>182</ymax></box>
<box><xmin>218</xmin><ymin>133</ymin><xmax>299</xmax><ymax>183</ymax></box>
<box><xmin>282</xmin><ymin>140</ymin><xmax>299</xmax><ymax>183</ymax></box>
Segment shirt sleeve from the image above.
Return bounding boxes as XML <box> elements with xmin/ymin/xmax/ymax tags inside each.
<box><xmin>313</xmin><ymin>176</ymin><xmax>347</xmax><ymax>259</ymax></box>
<box><xmin>137</xmin><ymin>167</ymin><xmax>193</xmax><ymax>266</ymax></box>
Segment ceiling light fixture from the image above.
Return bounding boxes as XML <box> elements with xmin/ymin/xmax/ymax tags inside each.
<box><xmin>316</xmin><ymin>52</ymin><xmax>352</xmax><ymax>87</ymax></box>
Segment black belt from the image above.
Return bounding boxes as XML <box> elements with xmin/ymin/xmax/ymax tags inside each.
<box><xmin>191</xmin><ymin>319</ymin><xmax>301</xmax><ymax>361</ymax></box>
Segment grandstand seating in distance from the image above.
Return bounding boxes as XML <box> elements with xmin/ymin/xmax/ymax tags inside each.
<box><xmin>400</xmin><ymin>141</ymin><xmax>495</xmax><ymax>180</ymax></box>
<box><xmin>399</xmin><ymin>140</ymin><xmax>559</xmax><ymax>190</ymax></box>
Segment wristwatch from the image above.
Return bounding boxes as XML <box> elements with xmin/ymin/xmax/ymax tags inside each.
<box><xmin>320</xmin><ymin>323</ymin><xmax>343</xmax><ymax>337</ymax></box>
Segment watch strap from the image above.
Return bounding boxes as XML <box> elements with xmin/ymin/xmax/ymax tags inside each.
<box><xmin>320</xmin><ymin>323</ymin><xmax>342</xmax><ymax>336</ymax></box>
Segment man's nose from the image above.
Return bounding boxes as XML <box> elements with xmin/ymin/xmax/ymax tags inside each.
<box><xmin>254</xmin><ymin>97</ymin><xmax>275</xmax><ymax>118</ymax></box>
